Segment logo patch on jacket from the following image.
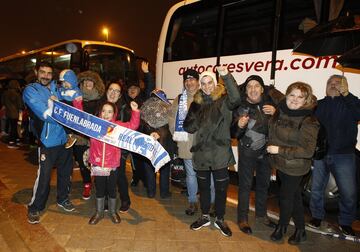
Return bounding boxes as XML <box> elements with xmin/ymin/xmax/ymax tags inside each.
<box><xmin>40</xmin><ymin>154</ymin><xmax>46</xmax><ymax>162</ymax></box>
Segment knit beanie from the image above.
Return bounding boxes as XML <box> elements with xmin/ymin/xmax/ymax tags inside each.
<box><xmin>199</xmin><ymin>71</ymin><xmax>217</xmax><ymax>86</ymax></box>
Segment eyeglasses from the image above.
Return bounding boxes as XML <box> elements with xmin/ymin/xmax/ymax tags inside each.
<box><xmin>108</xmin><ymin>88</ymin><xmax>121</xmax><ymax>94</ymax></box>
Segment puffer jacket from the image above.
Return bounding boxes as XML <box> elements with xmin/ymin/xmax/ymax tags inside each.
<box><xmin>168</xmin><ymin>91</ymin><xmax>195</xmax><ymax>160</ymax></box>
<box><xmin>268</xmin><ymin>100</ymin><xmax>319</xmax><ymax>176</ymax></box>
<box><xmin>183</xmin><ymin>73</ymin><xmax>241</xmax><ymax>171</ymax></box>
<box><xmin>89</xmin><ymin>110</ymin><xmax>140</xmax><ymax>168</ymax></box>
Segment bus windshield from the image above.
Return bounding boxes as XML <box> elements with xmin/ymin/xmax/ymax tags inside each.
<box><xmin>85</xmin><ymin>44</ymin><xmax>137</xmax><ymax>85</ymax></box>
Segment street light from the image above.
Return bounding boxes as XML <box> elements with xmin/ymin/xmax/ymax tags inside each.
<box><xmin>102</xmin><ymin>27</ymin><xmax>109</xmax><ymax>42</ymax></box>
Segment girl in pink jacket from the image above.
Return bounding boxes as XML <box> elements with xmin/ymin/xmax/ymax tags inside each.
<box><xmin>88</xmin><ymin>101</ymin><xmax>140</xmax><ymax>225</ymax></box>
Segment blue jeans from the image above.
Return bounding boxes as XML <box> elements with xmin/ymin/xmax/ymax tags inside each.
<box><xmin>183</xmin><ymin>159</ymin><xmax>215</xmax><ymax>203</ymax></box>
<box><xmin>310</xmin><ymin>153</ymin><xmax>357</xmax><ymax>226</ymax></box>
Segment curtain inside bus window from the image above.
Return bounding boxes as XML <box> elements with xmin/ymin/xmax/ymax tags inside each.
<box><xmin>279</xmin><ymin>0</ymin><xmax>317</xmax><ymax>49</ymax></box>
<box><xmin>222</xmin><ymin>0</ymin><xmax>273</xmax><ymax>56</ymax></box>
<box><xmin>84</xmin><ymin>45</ymin><xmax>137</xmax><ymax>86</ymax></box>
<box><xmin>164</xmin><ymin>2</ymin><xmax>218</xmax><ymax>62</ymax></box>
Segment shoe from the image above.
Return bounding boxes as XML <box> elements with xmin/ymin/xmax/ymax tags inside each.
<box><xmin>7</xmin><ymin>142</ymin><xmax>19</xmax><ymax>149</ymax></box>
<box><xmin>89</xmin><ymin>198</ymin><xmax>105</xmax><ymax>225</ymax></box>
<box><xmin>108</xmin><ymin>198</ymin><xmax>121</xmax><ymax>224</ymax></box>
<box><xmin>270</xmin><ymin>225</ymin><xmax>287</xmax><ymax>241</ymax></box>
<box><xmin>82</xmin><ymin>183</ymin><xmax>91</xmax><ymax>200</ymax></box>
<box><xmin>238</xmin><ymin>221</ymin><xmax>252</xmax><ymax>235</ymax></box>
<box><xmin>27</xmin><ymin>211</ymin><xmax>40</xmax><ymax>224</ymax></box>
<box><xmin>119</xmin><ymin>201</ymin><xmax>130</xmax><ymax>213</ymax></box>
<box><xmin>130</xmin><ymin>179</ymin><xmax>139</xmax><ymax>187</ymax></box>
<box><xmin>307</xmin><ymin>218</ymin><xmax>321</xmax><ymax>229</ymax></box>
<box><xmin>147</xmin><ymin>191</ymin><xmax>155</xmax><ymax>198</ymax></box>
<box><xmin>339</xmin><ymin>225</ymin><xmax>355</xmax><ymax>236</ymax></box>
<box><xmin>214</xmin><ymin>218</ymin><xmax>232</xmax><ymax>237</ymax></box>
<box><xmin>288</xmin><ymin>229</ymin><xmax>307</xmax><ymax>245</ymax></box>
<box><xmin>256</xmin><ymin>216</ymin><xmax>277</xmax><ymax>228</ymax></box>
<box><xmin>57</xmin><ymin>199</ymin><xmax>75</xmax><ymax>212</ymax></box>
<box><xmin>185</xmin><ymin>202</ymin><xmax>198</xmax><ymax>216</ymax></box>
<box><xmin>190</xmin><ymin>215</ymin><xmax>211</xmax><ymax>231</ymax></box>
<box><xmin>160</xmin><ymin>191</ymin><xmax>172</xmax><ymax>199</ymax></box>
<box><xmin>65</xmin><ymin>135</ymin><xmax>77</xmax><ymax>149</ymax></box>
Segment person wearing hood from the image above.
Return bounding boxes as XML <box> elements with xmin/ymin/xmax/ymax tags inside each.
<box><xmin>1</xmin><ymin>79</ymin><xmax>23</xmax><ymax>148</ymax></box>
<box><xmin>57</xmin><ymin>69</ymin><xmax>83</xmax><ymax>148</ymax></box>
<box><xmin>267</xmin><ymin>82</ymin><xmax>319</xmax><ymax>245</ymax></box>
<box><xmin>72</xmin><ymin>70</ymin><xmax>105</xmax><ymax>200</ymax></box>
<box><xmin>231</xmin><ymin>75</ymin><xmax>282</xmax><ymax>234</ymax></box>
<box><xmin>183</xmin><ymin>66</ymin><xmax>241</xmax><ymax>237</ymax></box>
<box><xmin>88</xmin><ymin>101</ymin><xmax>140</xmax><ymax>225</ymax></box>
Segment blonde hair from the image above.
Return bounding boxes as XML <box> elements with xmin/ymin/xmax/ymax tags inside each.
<box><xmin>286</xmin><ymin>82</ymin><xmax>317</xmax><ymax>109</ymax></box>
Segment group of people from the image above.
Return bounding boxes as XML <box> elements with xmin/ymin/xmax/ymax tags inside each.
<box><xmin>5</xmin><ymin>59</ymin><xmax>358</xmax><ymax>244</ymax></box>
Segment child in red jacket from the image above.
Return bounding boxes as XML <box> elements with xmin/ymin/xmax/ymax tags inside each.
<box><xmin>88</xmin><ymin>101</ymin><xmax>140</xmax><ymax>225</ymax></box>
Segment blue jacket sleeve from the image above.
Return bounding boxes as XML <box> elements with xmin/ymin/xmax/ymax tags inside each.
<box><xmin>22</xmin><ymin>85</ymin><xmax>57</xmax><ymax>124</ymax></box>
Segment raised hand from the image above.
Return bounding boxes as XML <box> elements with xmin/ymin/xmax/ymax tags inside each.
<box><xmin>130</xmin><ymin>101</ymin><xmax>139</xmax><ymax>111</ymax></box>
<box><xmin>216</xmin><ymin>66</ymin><xmax>228</xmax><ymax>76</ymax></box>
<box><xmin>141</xmin><ymin>61</ymin><xmax>149</xmax><ymax>73</ymax></box>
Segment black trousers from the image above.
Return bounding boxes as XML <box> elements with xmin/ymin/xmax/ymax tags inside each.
<box><xmin>237</xmin><ymin>149</ymin><xmax>271</xmax><ymax>222</ymax></box>
<box><xmin>117</xmin><ymin>151</ymin><xmax>130</xmax><ymax>203</ymax></box>
<box><xmin>131</xmin><ymin>153</ymin><xmax>147</xmax><ymax>185</ymax></box>
<box><xmin>95</xmin><ymin>170</ymin><xmax>117</xmax><ymax>198</ymax></box>
<box><xmin>278</xmin><ymin>170</ymin><xmax>306</xmax><ymax>229</ymax></box>
<box><xmin>197</xmin><ymin>168</ymin><xmax>229</xmax><ymax>220</ymax></box>
<box><xmin>28</xmin><ymin>145</ymin><xmax>73</xmax><ymax>212</ymax></box>
<box><xmin>144</xmin><ymin>160</ymin><xmax>171</xmax><ymax>195</ymax></box>
<box><xmin>73</xmin><ymin>145</ymin><xmax>91</xmax><ymax>184</ymax></box>
<box><xmin>8</xmin><ymin>118</ymin><xmax>18</xmax><ymax>143</ymax></box>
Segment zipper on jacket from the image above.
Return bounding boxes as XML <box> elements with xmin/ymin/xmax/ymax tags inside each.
<box><xmin>101</xmin><ymin>142</ymin><xmax>105</xmax><ymax>168</ymax></box>
<box><xmin>45</xmin><ymin>122</ymin><xmax>49</xmax><ymax>139</ymax></box>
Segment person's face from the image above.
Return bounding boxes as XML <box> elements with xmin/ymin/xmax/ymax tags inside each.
<box><xmin>35</xmin><ymin>66</ymin><xmax>53</xmax><ymax>86</ymax></box>
<box><xmin>101</xmin><ymin>104</ymin><xmax>115</xmax><ymax>121</ymax></box>
<box><xmin>286</xmin><ymin>88</ymin><xmax>306</xmax><ymax>110</ymax></box>
<box><xmin>127</xmin><ymin>86</ymin><xmax>140</xmax><ymax>99</ymax></box>
<box><xmin>83</xmin><ymin>80</ymin><xmax>94</xmax><ymax>91</ymax></box>
<box><xmin>326</xmin><ymin>77</ymin><xmax>341</xmax><ymax>97</ymax></box>
<box><xmin>106</xmin><ymin>83</ymin><xmax>121</xmax><ymax>103</ymax></box>
<box><xmin>200</xmin><ymin>76</ymin><xmax>215</xmax><ymax>95</ymax></box>
<box><xmin>62</xmin><ymin>81</ymin><xmax>72</xmax><ymax>89</ymax></box>
<box><xmin>184</xmin><ymin>77</ymin><xmax>199</xmax><ymax>94</ymax></box>
<box><xmin>246</xmin><ymin>80</ymin><xmax>263</xmax><ymax>104</ymax></box>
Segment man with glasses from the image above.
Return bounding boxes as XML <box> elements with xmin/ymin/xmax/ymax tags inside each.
<box><xmin>23</xmin><ymin>62</ymin><xmax>75</xmax><ymax>224</ymax></box>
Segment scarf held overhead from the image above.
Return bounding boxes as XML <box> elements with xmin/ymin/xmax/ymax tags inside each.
<box><xmin>173</xmin><ymin>90</ymin><xmax>189</xmax><ymax>141</ymax></box>
<box><xmin>50</xmin><ymin>100</ymin><xmax>170</xmax><ymax>171</ymax></box>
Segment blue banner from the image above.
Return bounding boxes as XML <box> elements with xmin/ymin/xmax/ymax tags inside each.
<box><xmin>51</xmin><ymin>101</ymin><xmax>170</xmax><ymax>171</ymax></box>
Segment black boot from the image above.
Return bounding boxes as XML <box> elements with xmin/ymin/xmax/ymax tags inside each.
<box><xmin>270</xmin><ymin>225</ymin><xmax>287</xmax><ymax>241</ymax></box>
<box><xmin>89</xmin><ymin>198</ymin><xmax>104</xmax><ymax>225</ymax></box>
<box><xmin>108</xmin><ymin>198</ymin><xmax>121</xmax><ymax>224</ymax></box>
<box><xmin>288</xmin><ymin>229</ymin><xmax>306</xmax><ymax>245</ymax></box>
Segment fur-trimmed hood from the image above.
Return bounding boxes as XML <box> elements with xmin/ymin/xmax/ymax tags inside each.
<box><xmin>77</xmin><ymin>71</ymin><xmax>105</xmax><ymax>97</ymax></box>
<box><xmin>193</xmin><ymin>83</ymin><xmax>226</xmax><ymax>104</ymax></box>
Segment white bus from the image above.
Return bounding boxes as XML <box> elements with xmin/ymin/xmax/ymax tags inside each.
<box><xmin>156</xmin><ymin>0</ymin><xmax>360</xmax><ymax>150</ymax></box>
<box><xmin>0</xmin><ymin>39</ymin><xmax>138</xmax><ymax>86</ymax></box>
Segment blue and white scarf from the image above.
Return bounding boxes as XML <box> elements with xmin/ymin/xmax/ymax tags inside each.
<box><xmin>49</xmin><ymin>100</ymin><xmax>170</xmax><ymax>171</ymax></box>
<box><xmin>173</xmin><ymin>89</ymin><xmax>189</xmax><ymax>141</ymax></box>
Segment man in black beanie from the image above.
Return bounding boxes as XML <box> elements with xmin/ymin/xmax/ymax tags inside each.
<box><xmin>231</xmin><ymin>75</ymin><xmax>283</xmax><ymax>234</ymax></box>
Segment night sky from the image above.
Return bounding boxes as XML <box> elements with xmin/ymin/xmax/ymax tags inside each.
<box><xmin>0</xmin><ymin>0</ymin><xmax>180</xmax><ymax>69</ymax></box>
